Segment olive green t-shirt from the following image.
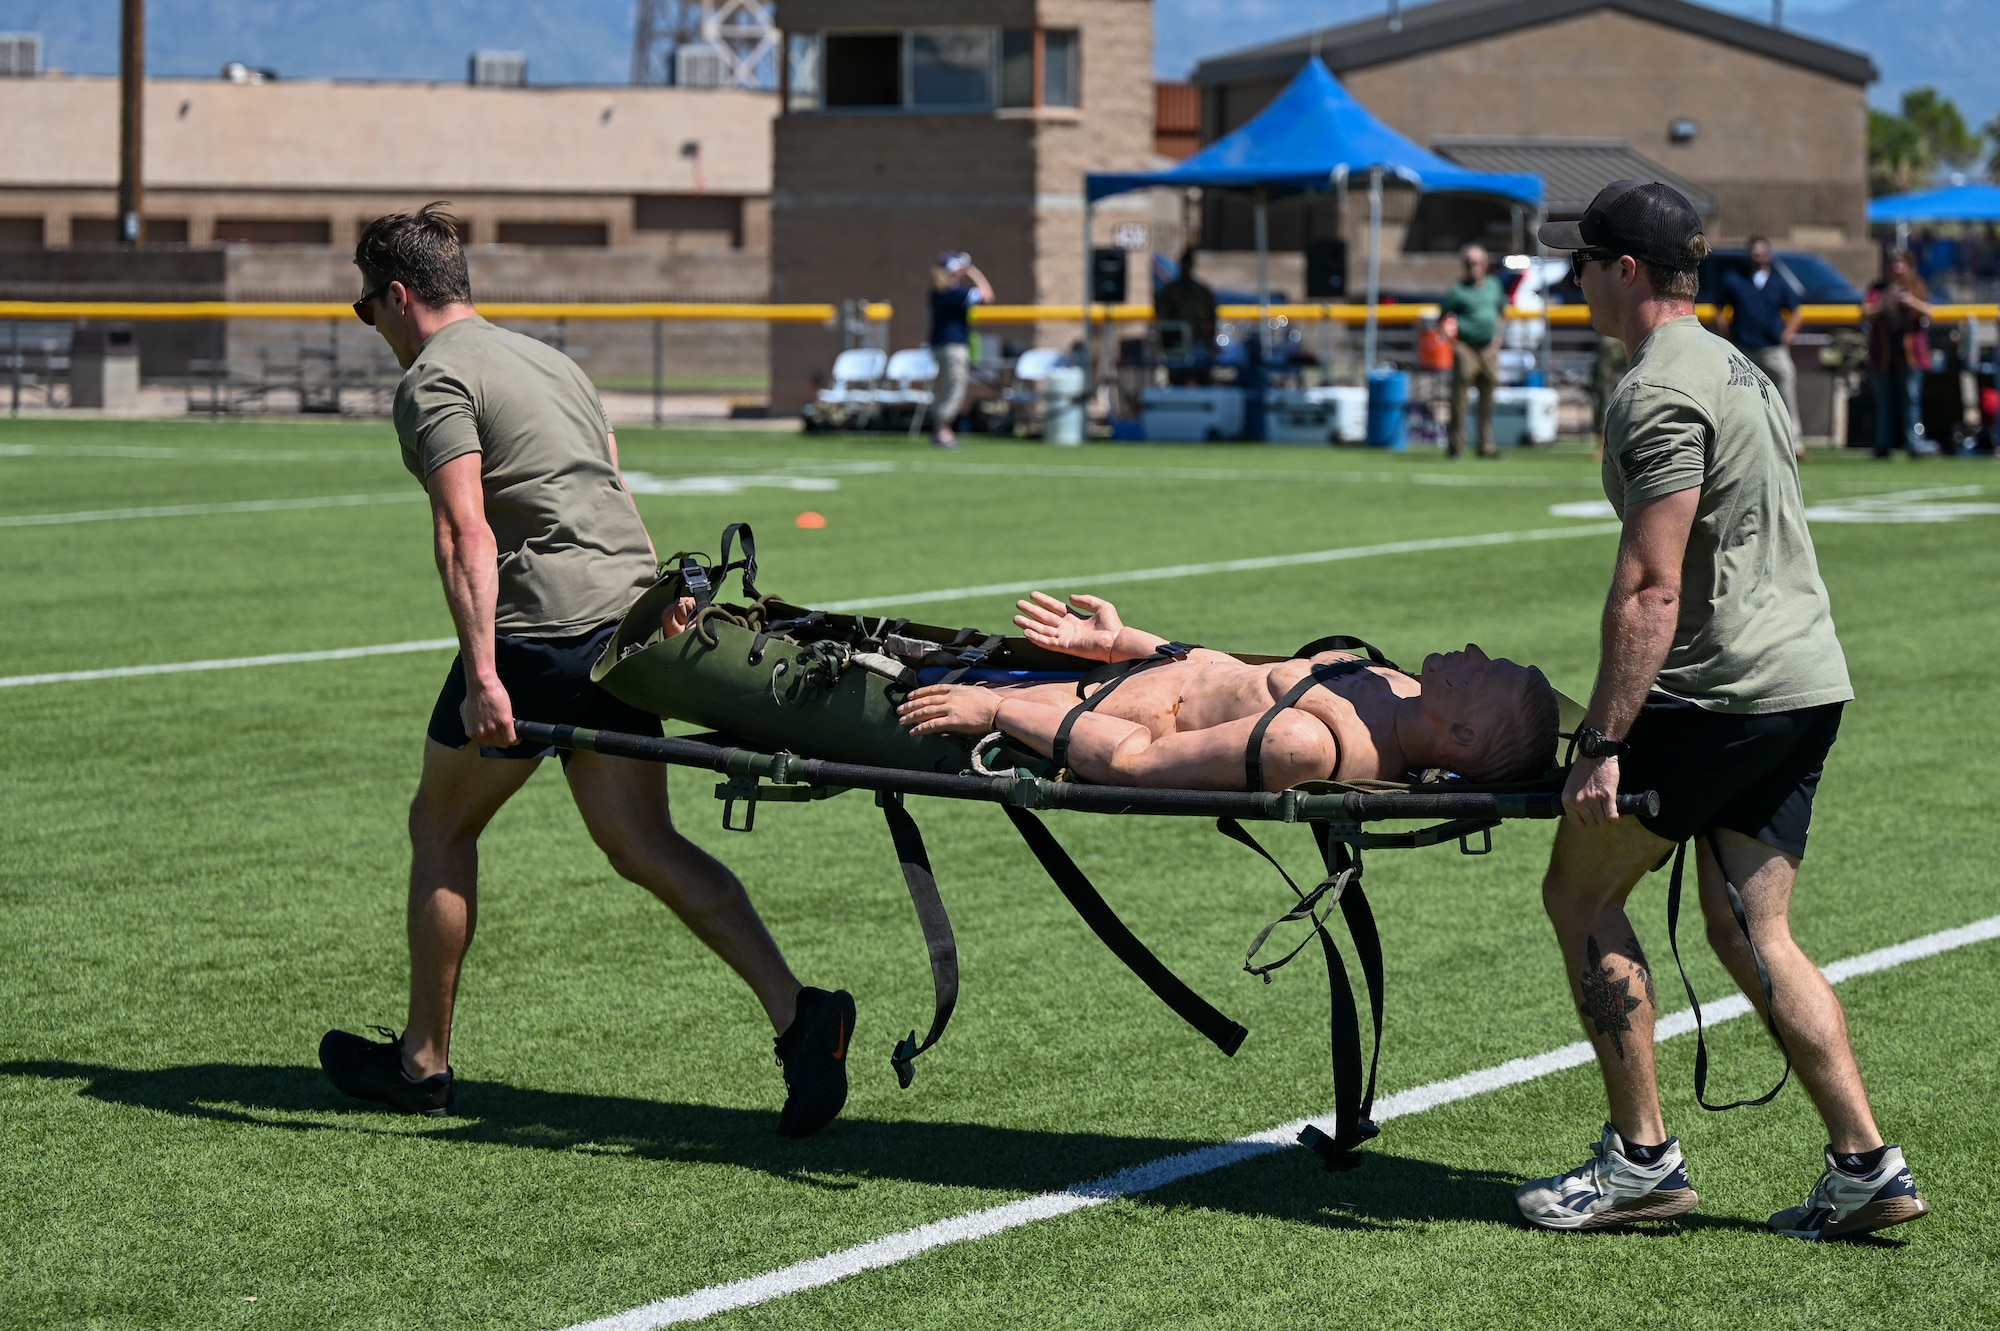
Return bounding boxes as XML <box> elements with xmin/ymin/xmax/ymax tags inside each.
<box><xmin>1602</xmin><ymin>316</ymin><xmax>1852</xmax><ymax>714</ymax></box>
<box><xmin>394</xmin><ymin>317</ymin><xmax>656</xmax><ymax>637</ymax></box>
<box><xmin>1439</xmin><ymin>274</ymin><xmax>1506</xmax><ymax>348</ymax></box>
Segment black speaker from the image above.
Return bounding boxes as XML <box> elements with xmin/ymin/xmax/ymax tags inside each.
<box><xmin>1306</xmin><ymin>238</ymin><xmax>1348</xmax><ymax>299</ymax></box>
<box><xmin>1091</xmin><ymin>247</ymin><xmax>1128</xmax><ymax>303</ymax></box>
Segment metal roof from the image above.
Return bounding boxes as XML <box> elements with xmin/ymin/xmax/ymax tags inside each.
<box><xmin>1431</xmin><ymin>137</ymin><xmax>1719</xmax><ymax>216</ymax></box>
<box><xmin>1190</xmin><ymin>0</ymin><xmax>1877</xmax><ymax>88</ymax></box>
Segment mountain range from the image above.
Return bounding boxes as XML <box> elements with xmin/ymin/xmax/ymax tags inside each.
<box><xmin>2</xmin><ymin>0</ymin><xmax>1994</xmax><ymax>142</ymax></box>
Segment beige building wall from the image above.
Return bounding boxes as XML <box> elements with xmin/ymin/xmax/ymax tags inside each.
<box><xmin>0</xmin><ymin>75</ymin><xmax>775</xmax><ymax>257</ymax></box>
<box><xmin>1206</xmin><ymin>8</ymin><xmax>1871</xmax><ymax>287</ymax></box>
<box><xmin>769</xmin><ymin>0</ymin><xmax>1154</xmax><ymax>413</ymax></box>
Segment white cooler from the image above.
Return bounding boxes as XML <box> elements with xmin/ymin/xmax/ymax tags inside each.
<box><xmin>1139</xmin><ymin>385</ymin><xmax>1246</xmax><ymax>442</ymax></box>
<box><xmin>1265</xmin><ymin>386</ymin><xmax>1367</xmax><ymax>444</ymax></box>
<box><xmin>1465</xmin><ymin>386</ymin><xmax>1560</xmax><ymax>446</ymax></box>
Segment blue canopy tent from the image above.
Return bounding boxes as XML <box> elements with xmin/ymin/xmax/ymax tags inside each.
<box><xmin>1083</xmin><ymin>58</ymin><xmax>1542</xmax><ymax>383</ymax></box>
<box><xmin>1868</xmin><ymin>182</ymin><xmax>2000</xmax><ymax>225</ymax></box>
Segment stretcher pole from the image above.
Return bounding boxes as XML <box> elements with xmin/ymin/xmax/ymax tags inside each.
<box><xmin>513</xmin><ymin>722</ymin><xmax>1659</xmax><ymax>823</ymax></box>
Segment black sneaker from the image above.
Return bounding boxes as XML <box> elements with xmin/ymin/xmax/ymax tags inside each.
<box><xmin>319</xmin><ymin>1027</ymin><xmax>457</xmax><ymax>1117</ymax></box>
<box><xmin>773</xmin><ymin>987</ymin><xmax>854</xmax><ymax>1139</ymax></box>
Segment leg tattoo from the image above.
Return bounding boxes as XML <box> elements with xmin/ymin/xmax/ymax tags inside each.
<box><xmin>1626</xmin><ymin>933</ymin><xmax>1658</xmax><ymax>1012</ymax></box>
<box><xmin>1579</xmin><ymin>935</ymin><xmax>1643</xmax><ymax>1061</ymax></box>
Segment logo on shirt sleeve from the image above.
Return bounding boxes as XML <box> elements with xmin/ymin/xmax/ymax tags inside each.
<box><xmin>1727</xmin><ymin>353</ymin><xmax>1771</xmax><ymax>403</ymax></box>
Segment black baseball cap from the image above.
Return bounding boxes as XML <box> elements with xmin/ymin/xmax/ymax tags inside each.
<box><xmin>1537</xmin><ymin>180</ymin><xmax>1704</xmax><ymax>267</ymax></box>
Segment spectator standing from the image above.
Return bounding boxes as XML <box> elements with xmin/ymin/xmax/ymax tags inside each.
<box><xmin>1716</xmin><ymin>237</ymin><xmax>1806</xmax><ymax>459</ymax></box>
<box><xmin>1864</xmin><ymin>248</ymin><xmax>1938</xmax><ymax>457</ymax></box>
<box><xmin>1155</xmin><ymin>248</ymin><xmax>1220</xmax><ymax>384</ymax></box>
<box><xmin>928</xmin><ymin>251</ymin><xmax>994</xmax><ymax>449</ymax></box>
<box><xmin>1440</xmin><ymin>244</ymin><xmax>1507</xmax><ymax>458</ymax></box>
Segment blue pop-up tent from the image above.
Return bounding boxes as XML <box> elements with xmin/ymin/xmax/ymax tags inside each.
<box><xmin>1868</xmin><ymin>182</ymin><xmax>2000</xmax><ymax>224</ymax></box>
<box><xmin>1084</xmin><ymin>58</ymin><xmax>1543</xmax><ymax>370</ymax></box>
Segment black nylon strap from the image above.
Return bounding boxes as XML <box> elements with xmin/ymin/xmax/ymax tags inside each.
<box><xmin>1243</xmin><ymin>659</ymin><xmax>1376</xmax><ymax>792</ymax></box>
<box><xmin>1003</xmin><ymin>804</ymin><xmax>1247</xmax><ymax>1057</ymax></box>
<box><xmin>1217</xmin><ymin>817</ymin><xmax>1383</xmax><ymax>1171</ymax></box>
<box><xmin>673</xmin><ymin>553</ymin><xmax>714</xmax><ymax>611</ymax></box>
<box><xmin>1291</xmin><ymin>634</ymin><xmax>1395</xmax><ymax>666</ymax></box>
<box><xmin>1050</xmin><ymin>643</ymin><xmax>1193</xmax><ymax>776</ymax></box>
<box><xmin>1217</xmin><ymin>818</ymin><xmax>1345</xmax><ymax>983</ymax></box>
<box><xmin>1665</xmin><ymin>836</ymin><xmax>1794</xmax><ymax>1111</ymax></box>
<box><xmin>880</xmin><ymin>794</ymin><xmax>959</xmax><ymax>1089</ymax></box>
<box><xmin>716</xmin><ymin>522</ymin><xmax>759</xmax><ymax>600</ymax></box>
<box><xmin>749</xmin><ymin>610</ymin><xmax>826</xmax><ymax>665</ymax></box>
<box><xmin>938</xmin><ymin>634</ymin><xmax>1006</xmax><ymax>688</ymax></box>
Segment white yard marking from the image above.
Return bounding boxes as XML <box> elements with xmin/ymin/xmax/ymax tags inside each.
<box><xmin>1803</xmin><ymin>484</ymin><xmax>1999</xmax><ymax>524</ymax></box>
<box><xmin>622</xmin><ymin>470</ymin><xmax>842</xmax><ymax>496</ymax></box>
<box><xmin>0</xmin><ymin>639</ymin><xmax>457</xmax><ymax>690</ymax></box>
<box><xmin>0</xmin><ymin>492</ymin><xmax>423</xmax><ymax>528</ymax></box>
<box><xmin>0</xmin><ymin>442</ymin><xmax>393</xmax><ymax>464</ymax></box>
<box><xmin>822</xmin><ymin>523</ymin><xmax>1625</xmax><ymax>613</ymax></box>
<box><xmin>0</xmin><ymin>523</ymin><xmax>1622</xmax><ymax>689</ymax></box>
<box><xmin>563</xmin><ymin>912</ymin><xmax>2000</xmax><ymax>1331</ymax></box>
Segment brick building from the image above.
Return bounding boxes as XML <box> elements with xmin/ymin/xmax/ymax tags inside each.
<box><xmin>768</xmin><ymin>0</ymin><xmax>1156</xmax><ymax>413</ymax></box>
<box><xmin>1189</xmin><ymin>0</ymin><xmax>1879</xmax><ymax>294</ymax></box>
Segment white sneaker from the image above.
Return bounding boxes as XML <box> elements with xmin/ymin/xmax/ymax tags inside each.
<box><xmin>1769</xmin><ymin>1145</ymin><xmax>1929</xmax><ymax>1240</ymax></box>
<box><xmin>1516</xmin><ymin>1123</ymin><xmax>1700</xmax><ymax>1231</ymax></box>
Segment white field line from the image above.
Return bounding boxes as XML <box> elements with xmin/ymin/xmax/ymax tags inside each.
<box><xmin>822</xmin><ymin>522</ymin><xmax>1625</xmax><ymax>613</ymax></box>
<box><xmin>0</xmin><ymin>523</ymin><xmax>1623</xmax><ymax>690</ymax></box>
<box><xmin>0</xmin><ymin>639</ymin><xmax>457</xmax><ymax>690</ymax></box>
<box><xmin>0</xmin><ymin>442</ymin><xmax>394</xmax><ymax>464</ymax></box>
<box><xmin>565</xmin><ymin>911</ymin><xmax>2000</xmax><ymax>1331</ymax></box>
<box><xmin>0</xmin><ymin>491</ymin><xmax>423</xmax><ymax>528</ymax></box>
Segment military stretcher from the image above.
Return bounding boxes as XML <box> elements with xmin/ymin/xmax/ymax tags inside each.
<box><xmin>513</xmin><ymin>524</ymin><xmax>1656</xmax><ymax>1169</ymax></box>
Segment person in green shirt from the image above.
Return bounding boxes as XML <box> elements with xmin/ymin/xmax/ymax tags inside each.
<box><xmin>318</xmin><ymin>204</ymin><xmax>853</xmax><ymax>1139</ymax></box>
<box><xmin>1439</xmin><ymin>244</ymin><xmax>1507</xmax><ymax>458</ymax></box>
<box><xmin>1518</xmin><ymin>181</ymin><xmax>1925</xmax><ymax>1241</ymax></box>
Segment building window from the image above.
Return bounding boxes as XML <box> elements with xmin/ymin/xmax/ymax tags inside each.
<box><xmin>910</xmin><ymin>30</ymin><xmax>993</xmax><ymax>108</ymax></box>
<box><xmin>0</xmin><ymin>215</ymin><xmax>44</xmax><ymax>247</ymax></box>
<box><xmin>635</xmin><ymin>195</ymin><xmax>744</xmax><ymax>248</ymax></box>
<box><xmin>72</xmin><ymin>217</ymin><xmax>190</xmax><ymax>245</ymax></box>
<box><xmin>785</xmin><ymin>32</ymin><xmax>820</xmax><ymax>112</ymax></box>
<box><xmin>213</xmin><ymin>218</ymin><xmax>332</xmax><ymax>244</ymax></box>
<box><xmin>824</xmin><ymin>33</ymin><xmax>900</xmax><ymax>107</ymax></box>
<box><xmin>496</xmin><ymin>221</ymin><xmax>608</xmax><ymax>247</ymax></box>
<box><xmin>800</xmin><ymin>27</ymin><xmax>1078</xmax><ymax>113</ymax></box>
<box><xmin>999</xmin><ymin>30</ymin><xmax>1034</xmax><ymax>108</ymax></box>
<box><xmin>1043</xmin><ymin>30</ymin><xmax>1079</xmax><ymax>108</ymax></box>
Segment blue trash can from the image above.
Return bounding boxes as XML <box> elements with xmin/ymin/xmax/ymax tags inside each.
<box><xmin>1365</xmin><ymin>369</ymin><xmax>1409</xmax><ymax>450</ymax></box>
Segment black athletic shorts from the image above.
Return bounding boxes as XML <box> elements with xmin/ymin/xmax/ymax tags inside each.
<box><xmin>1621</xmin><ymin>693</ymin><xmax>1844</xmax><ymax>858</ymax></box>
<box><xmin>428</xmin><ymin>620</ymin><xmax>663</xmax><ymax>763</ymax></box>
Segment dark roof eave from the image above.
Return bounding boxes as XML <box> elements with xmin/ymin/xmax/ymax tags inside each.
<box><xmin>1191</xmin><ymin>0</ymin><xmax>1876</xmax><ymax>89</ymax></box>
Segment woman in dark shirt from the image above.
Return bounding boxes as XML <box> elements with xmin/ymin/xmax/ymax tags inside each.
<box><xmin>1863</xmin><ymin>248</ymin><xmax>1937</xmax><ymax>457</ymax></box>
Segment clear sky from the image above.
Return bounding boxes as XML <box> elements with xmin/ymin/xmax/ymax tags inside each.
<box><xmin>0</xmin><ymin>0</ymin><xmax>1991</xmax><ymax>143</ymax></box>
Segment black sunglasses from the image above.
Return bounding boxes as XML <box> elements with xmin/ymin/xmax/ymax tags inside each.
<box><xmin>1569</xmin><ymin>249</ymin><xmax>1621</xmax><ymax>285</ymax></box>
<box><xmin>352</xmin><ymin>282</ymin><xmax>393</xmax><ymax>326</ymax></box>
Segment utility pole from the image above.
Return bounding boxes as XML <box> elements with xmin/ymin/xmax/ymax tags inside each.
<box><xmin>118</xmin><ymin>0</ymin><xmax>144</xmax><ymax>246</ymax></box>
<box><xmin>1772</xmin><ymin>0</ymin><xmax>1783</xmax><ymax>29</ymax></box>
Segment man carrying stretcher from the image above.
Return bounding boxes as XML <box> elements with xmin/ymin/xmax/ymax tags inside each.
<box><xmin>894</xmin><ymin>592</ymin><xmax>1561</xmax><ymax>789</ymax></box>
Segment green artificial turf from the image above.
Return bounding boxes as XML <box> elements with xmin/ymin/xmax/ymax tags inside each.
<box><xmin>0</xmin><ymin>418</ymin><xmax>1995</xmax><ymax>1329</ymax></box>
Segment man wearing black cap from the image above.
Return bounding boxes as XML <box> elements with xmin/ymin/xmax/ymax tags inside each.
<box><xmin>1516</xmin><ymin>181</ymin><xmax>1927</xmax><ymax>1240</ymax></box>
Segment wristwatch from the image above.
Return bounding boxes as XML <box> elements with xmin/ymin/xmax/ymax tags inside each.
<box><xmin>1574</xmin><ymin>726</ymin><xmax>1628</xmax><ymax>760</ymax></box>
